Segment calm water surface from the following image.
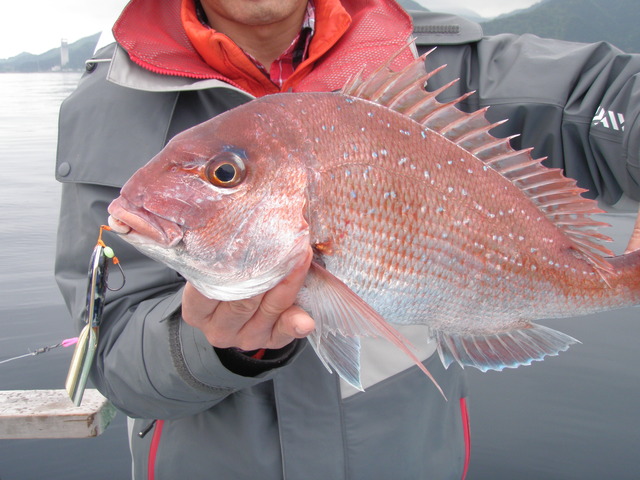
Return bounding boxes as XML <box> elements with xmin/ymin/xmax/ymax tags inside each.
<box><xmin>0</xmin><ymin>72</ymin><xmax>638</xmax><ymax>480</ymax></box>
<box><xmin>0</xmin><ymin>72</ymin><xmax>130</xmax><ymax>480</ymax></box>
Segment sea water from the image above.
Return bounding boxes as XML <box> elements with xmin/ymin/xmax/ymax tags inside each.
<box><xmin>0</xmin><ymin>72</ymin><xmax>130</xmax><ymax>480</ymax></box>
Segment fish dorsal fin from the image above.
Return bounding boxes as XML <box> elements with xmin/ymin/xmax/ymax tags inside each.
<box><xmin>341</xmin><ymin>47</ymin><xmax>615</xmax><ymax>275</ymax></box>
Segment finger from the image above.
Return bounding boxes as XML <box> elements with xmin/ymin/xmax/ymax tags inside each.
<box><xmin>255</xmin><ymin>246</ymin><xmax>313</xmax><ymax>323</ymax></box>
<box><xmin>200</xmin><ymin>294</ymin><xmax>265</xmax><ymax>348</ymax></box>
<box><xmin>234</xmin><ymin>248</ymin><xmax>313</xmax><ymax>349</ymax></box>
<box><xmin>182</xmin><ymin>282</ymin><xmax>264</xmax><ymax>348</ymax></box>
<box><xmin>625</xmin><ymin>207</ymin><xmax>640</xmax><ymax>253</ymax></box>
<box><xmin>259</xmin><ymin>307</ymin><xmax>314</xmax><ymax>350</ymax></box>
<box><xmin>276</xmin><ymin>305</ymin><xmax>315</xmax><ymax>339</ymax></box>
<box><xmin>181</xmin><ymin>282</ymin><xmax>221</xmax><ymax>329</ymax></box>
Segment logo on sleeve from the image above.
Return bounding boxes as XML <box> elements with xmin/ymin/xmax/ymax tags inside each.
<box><xmin>592</xmin><ymin>106</ymin><xmax>625</xmax><ymax>131</ymax></box>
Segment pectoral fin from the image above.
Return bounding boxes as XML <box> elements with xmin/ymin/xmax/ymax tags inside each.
<box><xmin>307</xmin><ymin>331</ymin><xmax>363</xmax><ymax>390</ymax></box>
<box><xmin>298</xmin><ymin>261</ymin><xmax>445</xmax><ymax>397</ymax></box>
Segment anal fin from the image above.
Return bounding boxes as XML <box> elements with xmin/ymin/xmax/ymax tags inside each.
<box><xmin>435</xmin><ymin>324</ymin><xmax>579</xmax><ymax>372</ymax></box>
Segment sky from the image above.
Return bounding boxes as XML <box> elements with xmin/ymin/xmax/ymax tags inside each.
<box><xmin>0</xmin><ymin>0</ymin><xmax>543</xmax><ymax>60</ymax></box>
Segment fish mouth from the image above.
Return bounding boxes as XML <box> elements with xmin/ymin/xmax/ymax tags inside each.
<box><xmin>107</xmin><ymin>198</ymin><xmax>184</xmax><ymax>248</ymax></box>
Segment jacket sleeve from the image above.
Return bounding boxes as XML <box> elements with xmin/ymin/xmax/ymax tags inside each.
<box><xmin>420</xmin><ymin>33</ymin><xmax>640</xmax><ymax>205</ymax></box>
<box><xmin>54</xmin><ymin>51</ymin><xmax>302</xmax><ymax>420</ymax></box>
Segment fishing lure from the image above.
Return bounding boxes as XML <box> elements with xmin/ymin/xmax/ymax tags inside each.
<box><xmin>65</xmin><ymin>225</ymin><xmax>124</xmax><ymax>406</ymax></box>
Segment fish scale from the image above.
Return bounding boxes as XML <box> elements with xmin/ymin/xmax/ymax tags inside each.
<box><xmin>108</xmin><ymin>48</ymin><xmax>640</xmax><ymax>390</ymax></box>
<box><xmin>301</xmin><ymin>98</ymin><xmax>585</xmax><ymax>324</ymax></box>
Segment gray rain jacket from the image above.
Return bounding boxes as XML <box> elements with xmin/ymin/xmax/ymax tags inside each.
<box><xmin>55</xmin><ymin>7</ymin><xmax>640</xmax><ymax>480</ymax></box>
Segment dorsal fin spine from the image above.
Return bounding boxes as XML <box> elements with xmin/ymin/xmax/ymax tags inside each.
<box><xmin>471</xmin><ymin>134</ymin><xmax>519</xmax><ymax>154</ymax></box>
<box><xmin>486</xmin><ymin>155</ymin><xmax>542</xmax><ymax>173</ymax></box>
<box><xmin>373</xmin><ymin>62</ymin><xmax>433</xmax><ymax>103</ymax></box>
<box><xmin>418</xmin><ymin>91</ymin><xmax>476</xmax><ymax>132</ymax></box>
<box><xmin>509</xmin><ymin>167</ymin><xmax>563</xmax><ymax>184</ymax></box>
<box><xmin>440</xmin><ymin>106</ymin><xmax>490</xmax><ymax>138</ymax></box>
<box><xmin>528</xmin><ymin>187</ymin><xmax>585</xmax><ymax>200</ymax></box>
<box><xmin>399</xmin><ymin>77</ymin><xmax>456</xmax><ymax>122</ymax></box>
<box><xmin>454</xmin><ymin>119</ymin><xmax>508</xmax><ymax>150</ymax></box>
<box><xmin>537</xmin><ymin>196</ymin><xmax>594</xmax><ymax>208</ymax></box>
<box><xmin>556</xmin><ymin>218</ymin><xmax>610</xmax><ymax>228</ymax></box>
<box><xmin>565</xmin><ymin>229</ymin><xmax>612</xmax><ymax>241</ymax></box>
<box><xmin>388</xmin><ymin>70</ymin><xmax>445</xmax><ymax>113</ymax></box>
<box><xmin>340</xmin><ymin>65</ymin><xmax>367</xmax><ymax>95</ymax></box>
<box><xmin>520</xmin><ymin>176</ymin><xmax>575</xmax><ymax>192</ymax></box>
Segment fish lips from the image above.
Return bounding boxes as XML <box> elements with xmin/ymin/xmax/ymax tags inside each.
<box><xmin>107</xmin><ymin>198</ymin><xmax>184</xmax><ymax>248</ymax></box>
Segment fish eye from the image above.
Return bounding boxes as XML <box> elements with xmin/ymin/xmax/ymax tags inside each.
<box><xmin>204</xmin><ymin>152</ymin><xmax>246</xmax><ymax>188</ymax></box>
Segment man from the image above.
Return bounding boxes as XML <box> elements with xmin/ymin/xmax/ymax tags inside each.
<box><xmin>55</xmin><ymin>0</ymin><xmax>640</xmax><ymax>478</ymax></box>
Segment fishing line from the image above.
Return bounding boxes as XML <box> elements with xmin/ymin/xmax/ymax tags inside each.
<box><xmin>0</xmin><ymin>337</ymin><xmax>78</xmax><ymax>365</ymax></box>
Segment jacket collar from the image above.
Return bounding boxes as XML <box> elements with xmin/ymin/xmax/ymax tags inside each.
<box><xmin>110</xmin><ymin>0</ymin><xmax>415</xmax><ymax>93</ymax></box>
<box><xmin>180</xmin><ymin>0</ymin><xmax>350</xmax><ymax>96</ymax></box>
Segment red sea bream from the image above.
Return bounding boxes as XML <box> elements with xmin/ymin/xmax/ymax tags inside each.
<box><xmin>107</xmin><ymin>50</ymin><xmax>640</xmax><ymax>392</ymax></box>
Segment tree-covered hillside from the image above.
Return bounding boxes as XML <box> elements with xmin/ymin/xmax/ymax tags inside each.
<box><xmin>481</xmin><ymin>0</ymin><xmax>639</xmax><ymax>53</ymax></box>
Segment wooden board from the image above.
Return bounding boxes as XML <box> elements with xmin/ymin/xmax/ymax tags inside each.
<box><xmin>0</xmin><ymin>389</ymin><xmax>117</xmax><ymax>439</ymax></box>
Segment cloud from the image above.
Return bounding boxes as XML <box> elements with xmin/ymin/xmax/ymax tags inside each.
<box><xmin>417</xmin><ymin>0</ymin><xmax>542</xmax><ymax>18</ymax></box>
<box><xmin>0</xmin><ymin>1</ymin><xmax>127</xmax><ymax>59</ymax></box>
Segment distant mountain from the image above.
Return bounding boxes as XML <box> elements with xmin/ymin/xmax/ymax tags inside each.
<box><xmin>407</xmin><ymin>1</ymin><xmax>484</xmax><ymax>23</ymax></box>
<box><xmin>397</xmin><ymin>0</ymin><xmax>428</xmax><ymax>13</ymax></box>
<box><xmin>0</xmin><ymin>33</ymin><xmax>100</xmax><ymax>73</ymax></box>
<box><xmin>481</xmin><ymin>0</ymin><xmax>640</xmax><ymax>53</ymax></box>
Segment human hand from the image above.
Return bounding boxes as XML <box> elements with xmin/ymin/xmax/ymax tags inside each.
<box><xmin>181</xmin><ymin>247</ymin><xmax>315</xmax><ymax>351</ymax></box>
<box><xmin>625</xmin><ymin>206</ymin><xmax>640</xmax><ymax>253</ymax></box>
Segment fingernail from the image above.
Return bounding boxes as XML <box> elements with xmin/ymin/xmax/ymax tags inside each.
<box><xmin>294</xmin><ymin>326</ymin><xmax>313</xmax><ymax>336</ymax></box>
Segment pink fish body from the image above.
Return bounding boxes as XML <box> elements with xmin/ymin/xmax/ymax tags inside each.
<box><xmin>108</xmin><ymin>50</ymin><xmax>640</xmax><ymax>391</ymax></box>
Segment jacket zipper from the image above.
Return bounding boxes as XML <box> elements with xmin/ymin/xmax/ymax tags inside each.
<box><xmin>127</xmin><ymin>52</ymin><xmax>245</xmax><ymax>88</ymax></box>
<box><xmin>459</xmin><ymin>397</ymin><xmax>471</xmax><ymax>480</ymax></box>
<box><xmin>147</xmin><ymin>419</ymin><xmax>165</xmax><ymax>480</ymax></box>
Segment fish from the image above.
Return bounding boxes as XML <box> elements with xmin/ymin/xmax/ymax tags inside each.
<box><xmin>107</xmin><ymin>48</ymin><xmax>640</xmax><ymax>394</ymax></box>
